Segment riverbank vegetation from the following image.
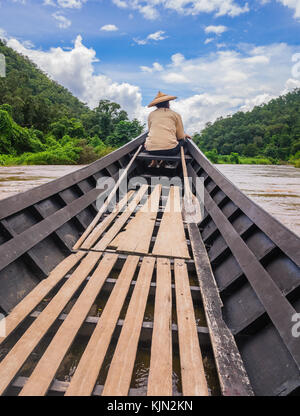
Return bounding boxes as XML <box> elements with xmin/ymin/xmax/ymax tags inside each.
<box><xmin>0</xmin><ymin>40</ymin><xmax>144</xmax><ymax>165</ymax></box>
<box><xmin>194</xmin><ymin>89</ymin><xmax>300</xmax><ymax>167</ymax></box>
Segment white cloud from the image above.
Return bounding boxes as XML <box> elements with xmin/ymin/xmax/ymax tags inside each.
<box><xmin>161</xmin><ymin>72</ymin><xmax>190</xmax><ymax>83</ymax></box>
<box><xmin>43</xmin><ymin>0</ymin><xmax>87</xmax><ymax>8</ymax></box>
<box><xmin>204</xmin><ymin>38</ymin><xmax>214</xmax><ymax>44</ymax></box>
<box><xmin>137</xmin><ymin>42</ymin><xmax>300</xmax><ymax>132</ymax></box>
<box><xmin>6</xmin><ymin>35</ymin><xmax>143</xmax><ymax>119</ymax></box>
<box><xmin>100</xmin><ymin>24</ymin><xmax>118</xmax><ymax>31</ymax></box>
<box><xmin>140</xmin><ymin>62</ymin><xmax>164</xmax><ymax>72</ymax></box>
<box><xmin>205</xmin><ymin>25</ymin><xmax>228</xmax><ymax>35</ymax></box>
<box><xmin>133</xmin><ymin>30</ymin><xmax>167</xmax><ymax>45</ymax></box>
<box><xmin>4</xmin><ymin>31</ymin><xmax>300</xmax><ymax>134</ymax></box>
<box><xmin>52</xmin><ymin>12</ymin><xmax>71</xmax><ymax>28</ymax></box>
<box><xmin>112</xmin><ymin>0</ymin><xmax>249</xmax><ymax>19</ymax></box>
<box><xmin>276</xmin><ymin>0</ymin><xmax>300</xmax><ymax>19</ymax></box>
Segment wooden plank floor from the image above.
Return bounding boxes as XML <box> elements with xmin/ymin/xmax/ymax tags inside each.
<box><xmin>0</xmin><ymin>184</ymin><xmax>213</xmax><ymax>397</ymax></box>
<box><xmin>152</xmin><ymin>187</ymin><xmax>190</xmax><ymax>259</ymax></box>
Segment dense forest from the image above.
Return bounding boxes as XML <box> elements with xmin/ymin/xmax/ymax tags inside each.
<box><xmin>0</xmin><ymin>40</ymin><xmax>144</xmax><ymax>165</ymax></box>
<box><xmin>193</xmin><ymin>89</ymin><xmax>300</xmax><ymax>167</ymax></box>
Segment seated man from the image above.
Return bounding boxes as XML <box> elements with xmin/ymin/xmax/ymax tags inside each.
<box><xmin>144</xmin><ymin>91</ymin><xmax>191</xmax><ymax>167</ymax></box>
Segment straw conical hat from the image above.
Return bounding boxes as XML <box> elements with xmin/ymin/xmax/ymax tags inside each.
<box><xmin>147</xmin><ymin>91</ymin><xmax>177</xmax><ymax>108</ymax></box>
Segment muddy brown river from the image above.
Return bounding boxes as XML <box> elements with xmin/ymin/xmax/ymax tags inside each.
<box><xmin>0</xmin><ymin>164</ymin><xmax>299</xmax><ymax>236</ymax></box>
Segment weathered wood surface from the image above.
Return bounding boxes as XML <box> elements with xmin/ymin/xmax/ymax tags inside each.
<box><xmin>0</xmin><ymin>251</ymin><xmax>101</xmax><ymax>395</ymax></box>
<box><xmin>73</xmin><ymin>145</ymin><xmax>142</xmax><ymax>250</ymax></box>
<box><xmin>102</xmin><ymin>256</ymin><xmax>156</xmax><ymax>396</ymax></box>
<box><xmin>0</xmin><ymin>251</ymin><xmax>85</xmax><ymax>345</ymax></box>
<box><xmin>81</xmin><ymin>190</ymin><xmax>134</xmax><ymax>249</ymax></box>
<box><xmin>110</xmin><ymin>185</ymin><xmax>161</xmax><ymax>254</ymax></box>
<box><xmin>19</xmin><ymin>253</ymin><xmax>118</xmax><ymax>396</ymax></box>
<box><xmin>152</xmin><ymin>187</ymin><xmax>190</xmax><ymax>259</ymax></box>
<box><xmin>93</xmin><ymin>185</ymin><xmax>148</xmax><ymax>251</ymax></box>
<box><xmin>187</xmin><ymin>222</ymin><xmax>254</xmax><ymax>396</ymax></box>
<box><xmin>65</xmin><ymin>255</ymin><xmax>140</xmax><ymax>396</ymax></box>
<box><xmin>174</xmin><ymin>258</ymin><xmax>209</xmax><ymax>396</ymax></box>
<box><xmin>147</xmin><ymin>257</ymin><xmax>173</xmax><ymax>396</ymax></box>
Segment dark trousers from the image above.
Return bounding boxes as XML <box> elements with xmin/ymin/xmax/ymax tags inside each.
<box><xmin>142</xmin><ymin>139</ymin><xmax>187</xmax><ymax>156</ymax></box>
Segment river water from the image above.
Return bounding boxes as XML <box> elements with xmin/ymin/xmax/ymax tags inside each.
<box><xmin>0</xmin><ymin>164</ymin><xmax>299</xmax><ymax>235</ymax></box>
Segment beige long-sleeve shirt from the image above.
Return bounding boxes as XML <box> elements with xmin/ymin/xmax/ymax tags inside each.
<box><xmin>145</xmin><ymin>108</ymin><xmax>185</xmax><ymax>151</ymax></box>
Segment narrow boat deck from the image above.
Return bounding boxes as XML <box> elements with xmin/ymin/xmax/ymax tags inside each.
<box><xmin>0</xmin><ymin>135</ymin><xmax>299</xmax><ymax>396</ymax></box>
<box><xmin>0</xmin><ymin>184</ymin><xmax>251</xmax><ymax>396</ymax></box>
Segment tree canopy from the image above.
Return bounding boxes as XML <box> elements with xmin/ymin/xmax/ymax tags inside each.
<box><xmin>0</xmin><ymin>40</ymin><xmax>144</xmax><ymax>165</ymax></box>
<box><xmin>193</xmin><ymin>89</ymin><xmax>300</xmax><ymax>167</ymax></box>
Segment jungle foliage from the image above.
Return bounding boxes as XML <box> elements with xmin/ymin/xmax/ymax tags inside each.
<box><xmin>0</xmin><ymin>40</ymin><xmax>144</xmax><ymax>165</ymax></box>
<box><xmin>193</xmin><ymin>89</ymin><xmax>300</xmax><ymax>166</ymax></box>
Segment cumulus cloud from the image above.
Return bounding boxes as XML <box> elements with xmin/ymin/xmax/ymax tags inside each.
<box><xmin>138</xmin><ymin>43</ymin><xmax>300</xmax><ymax>132</ymax></box>
<box><xmin>52</xmin><ymin>12</ymin><xmax>71</xmax><ymax>28</ymax></box>
<box><xmin>204</xmin><ymin>38</ymin><xmax>214</xmax><ymax>44</ymax></box>
<box><xmin>205</xmin><ymin>25</ymin><xmax>228</xmax><ymax>35</ymax></box>
<box><xmin>112</xmin><ymin>0</ymin><xmax>249</xmax><ymax>19</ymax></box>
<box><xmin>6</xmin><ymin>35</ymin><xmax>143</xmax><ymax>119</ymax></box>
<box><xmin>140</xmin><ymin>62</ymin><xmax>164</xmax><ymax>72</ymax></box>
<box><xmin>133</xmin><ymin>30</ymin><xmax>167</xmax><ymax>45</ymax></box>
<box><xmin>100</xmin><ymin>24</ymin><xmax>118</xmax><ymax>31</ymax></box>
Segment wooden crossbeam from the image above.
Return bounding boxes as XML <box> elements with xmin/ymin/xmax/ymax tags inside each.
<box><xmin>19</xmin><ymin>253</ymin><xmax>118</xmax><ymax>396</ymax></box>
<box><xmin>65</xmin><ymin>255</ymin><xmax>140</xmax><ymax>396</ymax></box>
<box><xmin>109</xmin><ymin>185</ymin><xmax>161</xmax><ymax>254</ymax></box>
<box><xmin>152</xmin><ymin>187</ymin><xmax>190</xmax><ymax>259</ymax></box>
<box><xmin>102</xmin><ymin>256</ymin><xmax>156</xmax><ymax>396</ymax></box>
<box><xmin>147</xmin><ymin>257</ymin><xmax>172</xmax><ymax>396</ymax></box>
<box><xmin>0</xmin><ymin>251</ymin><xmax>85</xmax><ymax>345</ymax></box>
<box><xmin>0</xmin><ymin>251</ymin><xmax>101</xmax><ymax>395</ymax></box>
<box><xmin>174</xmin><ymin>258</ymin><xmax>209</xmax><ymax>396</ymax></box>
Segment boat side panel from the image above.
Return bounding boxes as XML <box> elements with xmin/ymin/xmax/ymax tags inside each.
<box><xmin>188</xmin><ymin>144</ymin><xmax>300</xmax><ymax>396</ymax></box>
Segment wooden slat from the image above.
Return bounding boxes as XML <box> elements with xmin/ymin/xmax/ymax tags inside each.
<box><xmin>92</xmin><ymin>185</ymin><xmax>148</xmax><ymax>251</ymax></box>
<box><xmin>0</xmin><ymin>251</ymin><xmax>86</xmax><ymax>345</ymax></box>
<box><xmin>0</xmin><ymin>251</ymin><xmax>101</xmax><ymax>396</ymax></box>
<box><xmin>65</xmin><ymin>255</ymin><xmax>140</xmax><ymax>396</ymax></box>
<box><xmin>147</xmin><ymin>257</ymin><xmax>172</xmax><ymax>396</ymax></box>
<box><xmin>152</xmin><ymin>187</ymin><xmax>190</xmax><ymax>259</ymax></box>
<box><xmin>73</xmin><ymin>145</ymin><xmax>142</xmax><ymax>250</ymax></box>
<box><xmin>19</xmin><ymin>253</ymin><xmax>118</xmax><ymax>396</ymax></box>
<box><xmin>110</xmin><ymin>185</ymin><xmax>161</xmax><ymax>254</ymax></box>
<box><xmin>174</xmin><ymin>259</ymin><xmax>209</xmax><ymax>396</ymax></box>
<box><xmin>187</xmin><ymin>222</ymin><xmax>254</xmax><ymax>396</ymax></box>
<box><xmin>102</xmin><ymin>256</ymin><xmax>156</xmax><ymax>396</ymax></box>
<box><xmin>81</xmin><ymin>190</ymin><xmax>134</xmax><ymax>249</ymax></box>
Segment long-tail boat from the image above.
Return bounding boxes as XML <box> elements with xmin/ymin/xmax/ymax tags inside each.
<box><xmin>0</xmin><ymin>133</ymin><xmax>299</xmax><ymax>396</ymax></box>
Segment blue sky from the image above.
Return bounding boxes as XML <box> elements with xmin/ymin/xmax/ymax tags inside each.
<box><xmin>1</xmin><ymin>0</ymin><xmax>300</xmax><ymax>132</ymax></box>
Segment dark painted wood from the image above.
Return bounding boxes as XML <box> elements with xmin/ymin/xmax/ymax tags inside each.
<box><xmin>188</xmin><ymin>140</ymin><xmax>300</xmax><ymax>267</ymax></box>
<box><xmin>0</xmin><ymin>188</ymin><xmax>103</xmax><ymax>273</ymax></box>
<box><xmin>188</xmin><ymin>164</ymin><xmax>300</xmax><ymax>371</ymax></box>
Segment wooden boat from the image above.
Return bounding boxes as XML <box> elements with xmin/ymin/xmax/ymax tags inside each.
<box><xmin>0</xmin><ymin>132</ymin><xmax>299</xmax><ymax>396</ymax></box>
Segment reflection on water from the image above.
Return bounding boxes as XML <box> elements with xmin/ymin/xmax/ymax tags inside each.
<box><xmin>0</xmin><ymin>164</ymin><xmax>299</xmax><ymax>235</ymax></box>
<box><xmin>215</xmin><ymin>164</ymin><xmax>300</xmax><ymax>236</ymax></box>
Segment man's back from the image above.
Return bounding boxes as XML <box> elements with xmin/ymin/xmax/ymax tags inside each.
<box><xmin>145</xmin><ymin>108</ymin><xmax>185</xmax><ymax>151</ymax></box>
